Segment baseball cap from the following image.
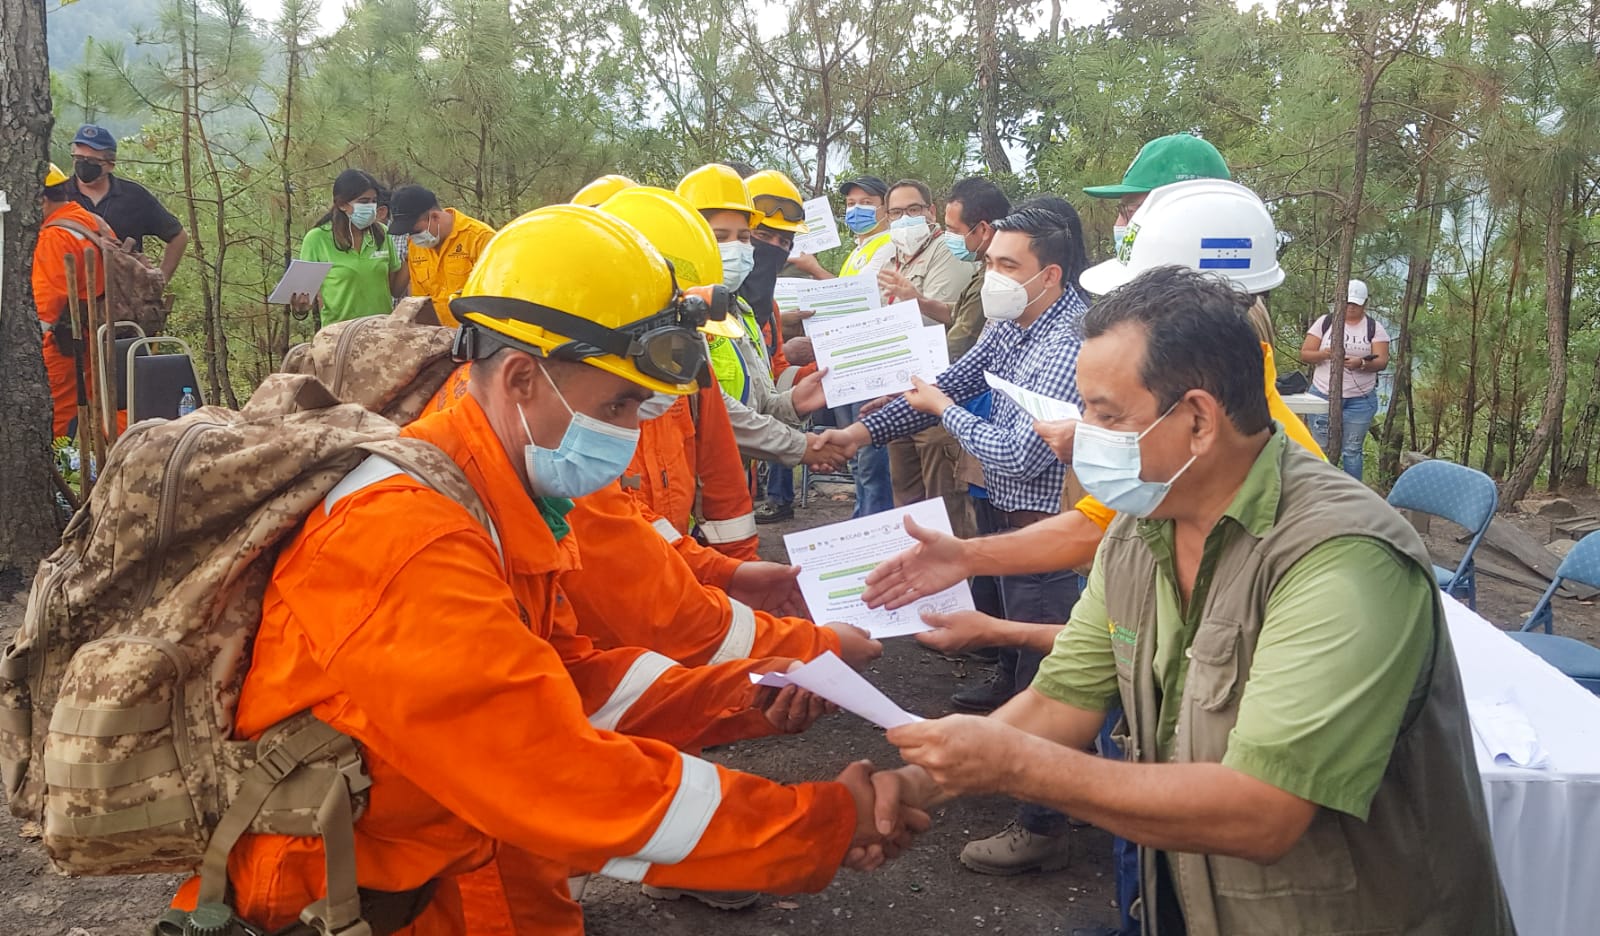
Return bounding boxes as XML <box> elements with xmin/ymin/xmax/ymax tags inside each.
<box><xmin>1347</xmin><ymin>280</ymin><xmax>1369</xmax><ymax>306</ymax></box>
<box><xmin>838</xmin><ymin>175</ymin><xmax>888</xmax><ymax>199</ymax></box>
<box><xmin>389</xmin><ymin>185</ymin><xmax>441</xmax><ymax>234</ymax></box>
<box><xmin>1083</xmin><ymin>134</ymin><xmax>1229</xmax><ymax>199</ymax></box>
<box><xmin>71</xmin><ymin>124</ymin><xmax>117</xmax><ymax>154</ymax></box>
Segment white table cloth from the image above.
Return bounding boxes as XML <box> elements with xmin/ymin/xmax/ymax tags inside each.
<box><xmin>1446</xmin><ymin>596</ymin><xmax>1600</xmax><ymax>935</ymax></box>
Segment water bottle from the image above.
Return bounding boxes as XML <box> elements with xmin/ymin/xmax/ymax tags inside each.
<box><xmin>177</xmin><ymin>387</ymin><xmax>199</xmax><ymax>417</ymax></box>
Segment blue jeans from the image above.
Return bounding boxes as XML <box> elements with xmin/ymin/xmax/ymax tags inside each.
<box><xmin>841</xmin><ymin>402</ymin><xmax>894</xmax><ymax>517</ymax></box>
<box><xmin>1099</xmin><ymin>712</ymin><xmax>1141</xmax><ymax>936</ymax></box>
<box><xmin>1306</xmin><ymin>388</ymin><xmax>1378</xmax><ymax>481</ymax></box>
<box><xmin>764</xmin><ymin>460</ymin><xmax>793</xmax><ymax>506</ymax></box>
<box><xmin>998</xmin><ymin>568</ymin><xmax>1081</xmax><ymax>836</ymax></box>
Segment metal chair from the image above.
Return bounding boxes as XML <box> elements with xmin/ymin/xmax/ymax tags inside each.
<box><xmin>1511</xmin><ymin>531</ymin><xmax>1600</xmax><ymax>696</ymax></box>
<box><xmin>1386</xmin><ymin>459</ymin><xmax>1497</xmax><ymax>609</ymax></box>
<box><xmin>126</xmin><ymin>336</ymin><xmax>203</xmax><ymax>424</ymax></box>
<box><xmin>95</xmin><ymin>320</ymin><xmax>147</xmax><ymax>436</ymax></box>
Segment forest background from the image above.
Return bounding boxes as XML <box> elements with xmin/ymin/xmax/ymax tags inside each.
<box><xmin>2</xmin><ymin>0</ymin><xmax>1598</xmax><ymax>573</ymax></box>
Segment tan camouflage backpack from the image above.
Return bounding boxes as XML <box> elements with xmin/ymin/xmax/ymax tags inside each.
<box><xmin>0</xmin><ymin>371</ymin><xmax>492</xmax><ymax>936</ymax></box>
<box><xmin>42</xmin><ymin>216</ymin><xmax>171</xmax><ymax>334</ymax></box>
<box><xmin>280</xmin><ymin>297</ymin><xmax>459</xmax><ymax>423</ymax></box>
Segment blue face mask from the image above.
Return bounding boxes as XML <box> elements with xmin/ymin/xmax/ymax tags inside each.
<box><xmin>844</xmin><ymin>204</ymin><xmax>879</xmax><ymax>234</ymax></box>
<box><xmin>520</xmin><ymin>365</ymin><xmax>641</xmax><ymax>499</ymax></box>
<box><xmin>943</xmin><ymin>231</ymin><xmax>978</xmax><ymax>262</ymax></box>
<box><xmin>1071</xmin><ymin>400</ymin><xmax>1196</xmax><ymax>519</ymax></box>
<box><xmin>347</xmin><ymin>202</ymin><xmax>378</xmax><ymax>229</ymax></box>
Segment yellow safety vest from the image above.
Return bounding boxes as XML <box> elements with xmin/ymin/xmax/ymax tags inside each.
<box><xmin>707</xmin><ymin>298</ymin><xmax>768</xmax><ymax>404</ymax></box>
<box><xmin>840</xmin><ymin>232</ymin><xmax>892</xmax><ymax>276</ymax></box>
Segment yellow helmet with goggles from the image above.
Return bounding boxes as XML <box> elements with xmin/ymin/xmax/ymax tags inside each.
<box><xmin>449</xmin><ymin>205</ymin><xmax>719</xmax><ymax>396</ymax></box>
<box><xmin>744</xmin><ymin>169</ymin><xmax>810</xmax><ymax>234</ymax></box>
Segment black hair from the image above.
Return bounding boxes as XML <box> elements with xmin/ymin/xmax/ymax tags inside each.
<box><xmin>726</xmin><ymin>160</ymin><xmax>759</xmax><ymax>178</ymax></box>
<box><xmin>315</xmin><ymin>168</ymin><xmax>384</xmax><ymax>252</ymax></box>
<box><xmin>1081</xmin><ymin>266</ymin><xmax>1271</xmax><ymax>435</ymax></box>
<box><xmin>992</xmin><ymin>204</ymin><xmax>1089</xmax><ymax>290</ymax></box>
<box><xmin>1016</xmin><ymin>195</ymin><xmax>1089</xmax><ymax>287</ymax></box>
<box><xmin>43</xmin><ymin>182</ymin><xmax>68</xmax><ymax>202</ymax></box>
<box><xmin>946</xmin><ymin>177</ymin><xmax>1010</xmax><ymax>228</ymax></box>
<box><xmin>888</xmin><ymin>179</ymin><xmax>933</xmax><ymax>206</ymax></box>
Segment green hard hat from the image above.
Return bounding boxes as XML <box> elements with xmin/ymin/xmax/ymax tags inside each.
<box><xmin>1083</xmin><ymin>134</ymin><xmax>1231</xmax><ymax>198</ymax></box>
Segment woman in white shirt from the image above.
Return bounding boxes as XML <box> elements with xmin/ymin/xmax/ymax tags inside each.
<box><xmin>1299</xmin><ymin>279</ymin><xmax>1390</xmax><ymax>480</ymax></box>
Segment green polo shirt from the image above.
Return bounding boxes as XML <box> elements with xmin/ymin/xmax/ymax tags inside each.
<box><xmin>299</xmin><ymin>223</ymin><xmax>401</xmax><ymax>324</ymax></box>
<box><xmin>1033</xmin><ymin>432</ymin><xmax>1435</xmax><ymax>819</ymax></box>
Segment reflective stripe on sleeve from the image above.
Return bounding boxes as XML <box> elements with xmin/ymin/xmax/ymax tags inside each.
<box><xmin>708</xmin><ymin>599</ymin><xmax>757</xmax><ymax>665</ymax></box>
<box><xmin>651</xmin><ymin>517</ymin><xmax>682</xmax><ymax>543</ymax></box>
<box><xmin>588</xmin><ymin>651</ymin><xmax>677</xmax><ymax>732</ymax></box>
<box><xmin>698</xmin><ymin>513</ymin><xmax>757</xmax><ymax>544</ymax></box>
<box><xmin>600</xmin><ymin>752</ymin><xmax>723</xmax><ymax>882</ymax></box>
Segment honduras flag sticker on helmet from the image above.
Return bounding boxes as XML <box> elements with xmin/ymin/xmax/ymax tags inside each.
<box><xmin>1198</xmin><ymin>238</ymin><xmax>1253</xmax><ymax>270</ymax></box>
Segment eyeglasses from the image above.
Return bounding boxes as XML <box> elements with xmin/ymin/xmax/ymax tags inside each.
<box><xmin>752</xmin><ymin>194</ymin><xmax>805</xmax><ymax>224</ymax></box>
<box><xmin>886</xmin><ymin>204</ymin><xmax>929</xmax><ymax>220</ymax></box>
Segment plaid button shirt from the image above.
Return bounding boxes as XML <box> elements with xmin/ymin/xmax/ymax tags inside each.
<box><xmin>862</xmin><ymin>288</ymin><xmax>1086</xmax><ymax>514</ymax></box>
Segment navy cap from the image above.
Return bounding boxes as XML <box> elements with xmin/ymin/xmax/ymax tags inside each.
<box><xmin>72</xmin><ymin>124</ymin><xmax>117</xmax><ymax>153</ymax></box>
<box><xmin>388</xmin><ymin>185</ymin><xmax>440</xmax><ymax>234</ymax></box>
<box><xmin>838</xmin><ymin>175</ymin><xmax>888</xmax><ymax>199</ymax></box>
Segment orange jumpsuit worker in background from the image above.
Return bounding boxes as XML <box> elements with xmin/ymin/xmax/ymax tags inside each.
<box><xmin>598</xmin><ymin>186</ymin><xmax>762</xmax><ymax>561</ymax></box>
<box><xmin>172</xmin><ymin>206</ymin><xmax>925</xmax><ymax>936</ymax></box>
<box><xmin>33</xmin><ymin>162</ymin><xmax>111</xmax><ymax>438</ymax></box>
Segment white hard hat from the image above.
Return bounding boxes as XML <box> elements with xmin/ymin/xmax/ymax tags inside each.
<box><xmin>1347</xmin><ymin>279</ymin><xmax>1368</xmax><ymax>306</ymax></box>
<box><xmin>1079</xmin><ymin>178</ymin><xmax>1285</xmax><ymax>296</ymax></box>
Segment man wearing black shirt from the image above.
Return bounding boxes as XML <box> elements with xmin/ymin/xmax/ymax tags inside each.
<box><xmin>64</xmin><ymin>124</ymin><xmax>189</xmax><ymax>282</ymax></box>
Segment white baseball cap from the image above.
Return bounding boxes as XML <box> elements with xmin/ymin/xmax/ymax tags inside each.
<box><xmin>1079</xmin><ymin>178</ymin><xmax>1285</xmax><ymax>296</ymax></box>
<box><xmin>1347</xmin><ymin>279</ymin><xmax>1369</xmax><ymax>306</ymax></box>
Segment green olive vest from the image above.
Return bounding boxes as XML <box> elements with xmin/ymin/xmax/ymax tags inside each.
<box><xmin>1100</xmin><ymin>440</ymin><xmax>1515</xmax><ymax>936</ymax></box>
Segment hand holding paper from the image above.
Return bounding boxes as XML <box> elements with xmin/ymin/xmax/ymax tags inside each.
<box><xmin>269</xmin><ymin>260</ymin><xmax>333</xmax><ymax>305</ymax></box>
<box><xmin>752</xmin><ymin>652</ymin><xmax>921</xmax><ymax>729</ymax></box>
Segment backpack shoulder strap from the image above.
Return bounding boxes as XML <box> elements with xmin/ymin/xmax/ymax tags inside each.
<box><xmin>347</xmin><ymin>438</ymin><xmax>504</xmax><ymax>566</ymax></box>
<box><xmin>1366</xmin><ymin>317</ymin><xmax>1377</xmax><ymax>342</ymax></box>
<box><xmin>43</xmin><ymin>217</ymin><xmax>98</xmax><ymax>242</ymax></box>
<box><xmin>1316</xmin><ymin>315</ymin><xmax>1330</xmax><ymax>337</ymax></box>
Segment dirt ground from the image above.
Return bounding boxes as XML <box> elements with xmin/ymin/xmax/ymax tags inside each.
<box><xmin>4</xmin><ymin>488</ymin><xmax>1599</xmax><ymax>936</ymax></box>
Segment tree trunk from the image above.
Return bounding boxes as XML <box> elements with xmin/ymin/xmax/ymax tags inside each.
<box><xmin>1501</xmin><ymin>182</ymin><xmax>1571</xmax><ymax>505</ymax></box>
<box><xmin>1379</xmin><ymin>117</ymin><xmax>1445</xmax><ymax>482</ymax></box>
<box><xmin>0</xmin><ymin>0</ymin><xmax>64</xmax><ymax>581</ymax></box>
<box><xmin>277</xmin><ymin>10</ymin><xmax>300</xmax><ymax>365</ymax></box>
<box><xmin>976</xmin><ymin>0</ymin><xmax>1010</xmax><ymax>176</ymax></box>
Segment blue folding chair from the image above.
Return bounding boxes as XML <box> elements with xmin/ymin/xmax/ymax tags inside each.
<box><xmin>1510</xmin><ymin>531</ymin><xmax>1600</xmax><ymax>696</ymax></box>
<box><xmin>1386</xmin><ymin>459</ymin><xmax>1497</xmax><ymax>609</ymax></box>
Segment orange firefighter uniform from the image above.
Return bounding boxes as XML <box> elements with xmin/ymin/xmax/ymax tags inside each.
<box><xmin>564</xmin><ymin>481</ymin><xmax>839</xmax><ymax>665</ymax></box>
<box><xmin>625</xmin><ymin>382</ymin><xmax>760</xmax><ymax>561</ymax></box>
<box><xmin>173</xmin><ymin>396</ymin><xmax>856</xmax><ymax>935</ymax></box>
<box><xmin>32</xmin><ymin>201</ymin><xmax>111</xmax><ymax>437</ymax></box>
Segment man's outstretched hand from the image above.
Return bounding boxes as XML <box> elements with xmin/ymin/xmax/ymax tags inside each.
<box><xmin>727</xmin><ymin>561</ymin><xmax>807</xmax><ymax>618</ymax></box>
<box><xmin>888</xmin><ymin>714</ymin><xmax>1032</xmax><ymax>799</ymax></box>
<box><xmin>823</xmin><ymin>622</ymin><xmax>884</xmax><ymax>670</ymax></box>
<box><xmin>861</xmin><ymin>515</ymin><xmax>972</xmax><ymax>610</ymax></box>
<box><xmin>914</xmin><ymin>609</ymin><xmax>1006</xmax><ymax>655</ymax></box>
<box><xmin>1033</xmin><ymin>417</ymin><xmax>1078</xmax><ymax>464</ymax></box>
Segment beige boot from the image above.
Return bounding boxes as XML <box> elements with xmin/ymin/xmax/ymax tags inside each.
<box><xmin>958</xmin><ymin>821</ymin><xmax>1072</xmax><ymax>876</ymax></box>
